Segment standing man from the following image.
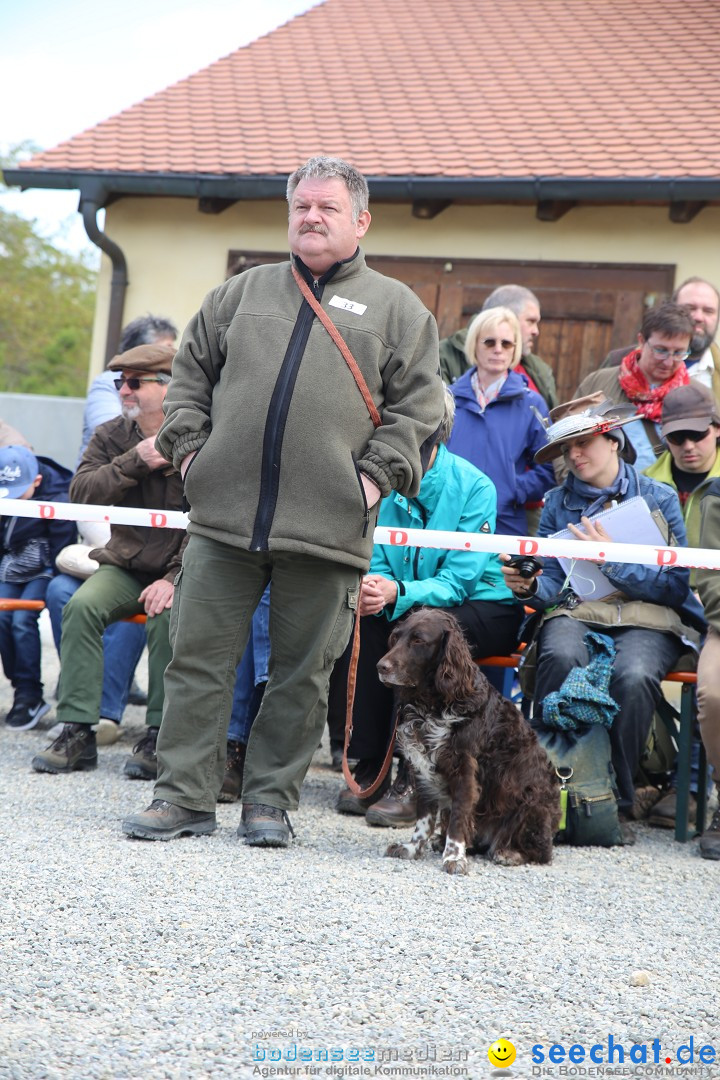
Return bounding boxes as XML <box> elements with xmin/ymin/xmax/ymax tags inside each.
<box><xmin>438</xmin><ymin>284</ymin><xmax>558</xmax><ymax>409</ymax></box>
<box><xmin>123</xmin><ymin>156</ymin><xmax>445</xmax><ymax>847</ymax></box>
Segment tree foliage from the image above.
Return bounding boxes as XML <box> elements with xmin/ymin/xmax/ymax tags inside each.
<box><xmin>0</xmin><ymin>144</ymin><xmax>96</xmax><ymax>396</ymax></box>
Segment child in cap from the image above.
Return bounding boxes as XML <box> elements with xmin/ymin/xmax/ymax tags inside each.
<box><xmin>0</xmin><ymin>445</ymin><xmax>76</xmax><ymax>730</ymax></box>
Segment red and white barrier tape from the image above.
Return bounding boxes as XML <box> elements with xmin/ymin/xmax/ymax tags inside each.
<box><xmin>2</xmin><ymin>498</ymin><xmax>719</xmax><ymax>571</ymax></box>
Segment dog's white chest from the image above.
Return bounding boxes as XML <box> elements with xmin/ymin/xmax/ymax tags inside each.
<box><xmin>397</xmin><ymin>710</ymin><xmax>461</xmax><ymax>799</ymax></box>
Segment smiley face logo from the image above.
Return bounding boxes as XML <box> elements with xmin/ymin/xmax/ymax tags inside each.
<box><xmin>488</xmin><ymin>1038</ymin><xmax>516</xmax><ymax>1068</ymax></box>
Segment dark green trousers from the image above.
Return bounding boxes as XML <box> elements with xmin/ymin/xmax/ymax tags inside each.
<box><xmin>56</xmin><ymin>565</ymin><xmax>171</xmax><ymax>728</ymax></box>
<box><xmin>155</xmin><ymin>534</ymin><xmax>359</xmax><ymax>812</ymax></box>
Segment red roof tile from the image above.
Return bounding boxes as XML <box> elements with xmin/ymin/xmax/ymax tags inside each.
<box><xmin>15</xmin><ymin>0</ymin><xmax>720</xmax><ymax>181</ymax></box>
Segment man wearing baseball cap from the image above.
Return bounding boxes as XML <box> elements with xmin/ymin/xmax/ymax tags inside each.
<box><xmin>0</xmin><ymin>444</ymin><xmax>75</xmax><ymax>730</ymax></box>
<box><xmin>31</xmin><ymin>344</ymin><xmax>187</xmax><ymax>777</ymax></box>
<box><xmin>644</xmin><ymin>383</ymin><xmax>720</xmax><ymax>830</ymax></box>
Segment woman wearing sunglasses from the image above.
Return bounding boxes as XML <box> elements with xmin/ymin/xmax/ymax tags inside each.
<box><xmin>576</xmin><ymin>301</ymin><xmax>695</xmax><ymax>471</ymax></box>
<box><xmin>447</xmin><ymin>306</ymin><xmax>554</xmax><ymax>535</ymax></box>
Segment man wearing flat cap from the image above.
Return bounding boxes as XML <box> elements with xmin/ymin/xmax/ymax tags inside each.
<box><xmin>32</xmin><ymin>344</ymin><xmax>188</xmax><ymax>778</ymax></box>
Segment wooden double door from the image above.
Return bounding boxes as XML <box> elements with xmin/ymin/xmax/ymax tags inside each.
<box><xmin>227</xmin><ymin>250</ymin><xmax>675</xmax><ymax>403</ymax></box>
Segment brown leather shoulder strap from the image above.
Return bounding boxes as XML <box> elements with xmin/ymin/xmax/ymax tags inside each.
<box><xmin>341</xmin><ymin>606</ymin><xmax>397</xmax><ymax>798</ymax></box>
<box><xmin>292</xmin><ymin>265</ymin><xmax>382</xmax><ymax>429</ymax></box>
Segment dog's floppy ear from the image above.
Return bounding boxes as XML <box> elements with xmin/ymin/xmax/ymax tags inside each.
<box><xmin>434</xmin><ymin>622</ymin><xmax>476</xmax><ymax>701</ymax></box>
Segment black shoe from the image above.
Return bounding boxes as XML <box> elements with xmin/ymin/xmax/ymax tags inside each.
<box><xmin>6</xmin><ymin>697</ymin><xmax>51</xmax><ymax>731</ymax></box>
<box><xmin>31</xmin><ymin>723</ymin><xmax>97</xmax><ymax>773</ymax></box>
<box><xmin>218</xmin><ymin>740</ymin><xmax>246</xmax><ymax>803</ymax></box>
<box><xmin>127</xmin><ymin>680</ymin><xmax>148</xmax><ymax>707</ymax></box>
<box><xmin>123</xmin><ymin>727</ymin><xmax>158</xmax><ymax>780</ymax></box>
<box><xmin>336</xmin><ymin>761</ymin><xmax>390</xmax><ymax>815</ymax></box>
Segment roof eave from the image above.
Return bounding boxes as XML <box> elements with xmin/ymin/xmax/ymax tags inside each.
<box><xmin>4</xmin><ymin>168</ymin><xmax>720</xmax><ymax>205</ymax></box>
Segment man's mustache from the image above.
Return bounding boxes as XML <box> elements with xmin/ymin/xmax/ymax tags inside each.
<box><xmin>299</xmin><ymin>224</ymin><xmax>328</xmax><ymax>236</ymax></box>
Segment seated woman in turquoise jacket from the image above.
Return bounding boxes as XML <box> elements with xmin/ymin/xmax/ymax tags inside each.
<box><xmin>328</xmin><ymin>389</ymin><xmax>524</xmax><ymax>819</ymax></box>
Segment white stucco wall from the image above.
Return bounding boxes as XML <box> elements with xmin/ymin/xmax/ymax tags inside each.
<box><xmin>88</xmin><ymin>196</ymin><xmax>720</xmax><ymax>378</ymax></box>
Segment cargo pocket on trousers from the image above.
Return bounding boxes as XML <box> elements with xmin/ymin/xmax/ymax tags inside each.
<box><xmin>169</xmin><ymin>567</ymin><xmax>183</xmax><ymax>651</ymax></box>
<box><xmin>323</xmin><ymin>582</ymin><xmax>359</xmax><ymax>668</ymax></box>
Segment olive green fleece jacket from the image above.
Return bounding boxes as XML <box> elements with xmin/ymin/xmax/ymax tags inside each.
<box><xmin>157</xmin><ymin>251</ymin><xmax>445</xmax><ymax>571</ymax></box>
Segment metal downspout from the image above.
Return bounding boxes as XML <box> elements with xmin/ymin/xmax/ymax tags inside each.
<box><xmin>80</xmin><ymin>196</ymin><xmax>128</xmax><ymax>367</ymax></box>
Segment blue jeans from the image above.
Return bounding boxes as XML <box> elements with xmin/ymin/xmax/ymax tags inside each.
<box><xmin>45</xmin><ymin>573</ymin><xmax>146</xmax><ymax>722</ymax></box>
<box><xmin>228</xmin><ymin>585</ymin><xmax>270</xmax><ymax>744</ymax></box>
<box><xmin>0</xmin><ymin>576</ymin><xmax>50</xmax><ymax>699</ymax></box>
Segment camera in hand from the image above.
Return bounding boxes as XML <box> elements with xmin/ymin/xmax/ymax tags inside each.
<box><xmin>506</xmin><ymin>554</ymin><xmax>544</xmax><ymax>579</ymax></box>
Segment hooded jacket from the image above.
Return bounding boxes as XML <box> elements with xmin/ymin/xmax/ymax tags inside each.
<box><xmin>368</xmin><ymin>443</ymin><xmax>516</xmax><ymax>619</ymax></box>
<box><xmin>447</xmin><ymin>368</ymin><xmax>554</xmax><ymax>534</ymax></box>
<box><xmin>157</xmin><ymin>251</ymin><xmax>445</xmax><ymax>571</ymax></box>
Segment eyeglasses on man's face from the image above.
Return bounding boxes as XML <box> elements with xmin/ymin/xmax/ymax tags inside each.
<box><xmin>645</xmin><ymin>341</ymin><xmax>691</xmax><ymax>363</ymax></box>
<box><xmin>114</xmin><ymin>375</ymin><xmax>168</xmax><ymax>390</ymax></box>
<box><xmin>481</xmin><ymin>337</ymin><xmax>515</xmax><ymax>351</ymax></box>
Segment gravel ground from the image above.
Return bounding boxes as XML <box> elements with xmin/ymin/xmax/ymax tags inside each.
<box><xmin>0</xmin><ymin>613</ymin><xmax>717</xmax><ymax>1080</ymax></box>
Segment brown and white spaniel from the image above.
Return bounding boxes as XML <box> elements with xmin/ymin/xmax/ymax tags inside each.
<box><xmin>377</xmin><ymin>609</ymin><xmax>560</xmax><ymax>875</ymax></box>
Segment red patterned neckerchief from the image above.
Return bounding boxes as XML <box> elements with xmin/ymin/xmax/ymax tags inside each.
<box><xmin>618</xmin><ymin>348</ymin><xmax>689</xmax><ymax>422</ymax></box>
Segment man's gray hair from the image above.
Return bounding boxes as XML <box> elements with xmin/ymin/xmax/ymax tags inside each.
<box><xmin>482</xmin><ymin>284</ymin><xmax>540</xmax><ymax>318</ymax></box>
<box><xmin>119</xmin><ymin>314</ymin><xmax>178</xmax><ymax>354</ymax></box>
<box><xmin>287</xmin><ymin>156</ymin><xmax>370</xmax><ymax>223</ymax></box>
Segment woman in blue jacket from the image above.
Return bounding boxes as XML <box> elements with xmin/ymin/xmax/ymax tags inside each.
<box><xmin>447</xmin><ymin>306</ymin><xmax>554</xmax><ymax>535</ymax></box>
<box><xmin>502</xmin><ymin>398</ymin><xmax>705</xmax><ymax>822</ymax></box>
<box><xmin>330</xmin><ymin>390</ymin><xmax>523</xmax><ymax>821</ymax></box>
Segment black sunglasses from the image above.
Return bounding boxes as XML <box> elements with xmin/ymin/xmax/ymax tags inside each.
<box><xmin>665</xmin><ymin>428</ymin><xmax>711</xmax><ymax>446</ymax></box>
<box><xmin>114</xmin><ymin>375</ymin><xmax>168</xmax><ymax>390</ymax></box>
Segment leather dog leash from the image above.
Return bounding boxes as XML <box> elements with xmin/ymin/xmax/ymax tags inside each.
<box><xmin>292</xmin><ymin>265</ymin><xmax>394</xmax><ymax>798</ymax></box>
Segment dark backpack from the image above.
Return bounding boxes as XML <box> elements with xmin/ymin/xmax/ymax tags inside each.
<box><xmin>536</xmin><ymin>723</ymin><xmax>625</xmax><ymax>847</ymax></box>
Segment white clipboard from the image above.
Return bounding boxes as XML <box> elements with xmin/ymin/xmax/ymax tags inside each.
<box><xmin>551</xmin><ymin>496</ymin><xmax>670</xmax><ymax>600</ymax></box>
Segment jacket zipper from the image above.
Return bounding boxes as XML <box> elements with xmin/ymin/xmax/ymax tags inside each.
<box><xmin>352</xmin><ymin>453</ymin><xmax>370</xmax><ymax>538</ymax></box>
<box><xmin>251</xmin><ymin>269</ymin><xmax>336</xmax><ymax>551</ymax></box>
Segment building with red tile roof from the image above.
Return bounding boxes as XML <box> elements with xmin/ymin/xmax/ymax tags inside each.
<box><xmin>7</xmin><ymin>0</ymin><xmax>720</xmax><ymax>392</ymax></box>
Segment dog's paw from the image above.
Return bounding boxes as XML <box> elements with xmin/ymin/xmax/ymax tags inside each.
<box><xmin>385</xmin><ymin>842</ymin><xmax>416</xmax><ymax>860</ymax></box>
<box><xmin>441</xmin><ymin>856</ymin><xmax>468</xmax><ymax>876</ymax></box>
<box><xmin>493</xmin><ymin>848</ymin><xmax>526</xmax><ymax>867</ymax></box>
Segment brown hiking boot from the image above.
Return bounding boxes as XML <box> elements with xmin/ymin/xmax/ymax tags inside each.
<box><xmin>648</xmin><ymin>788</ymin><xmax>697</xmax><ymax>829</ymax></box>
<box><xmin>365</xmin><ymin>757</ymin><xmax>417</xmax><ymax>827</ymax></box>
<box><xmin>237</xmin><ymin>803</ymin><xmax>295</xmax><ymax>847</ymax></box>
<box><xmin>31</xmin><ymin>723</ymin><xmax>97</xmax><ymax>774</ymax></box>
<box><xmin>699</xmin><ymin>806</ymin><xmax>720</xmax><ymax>861</ymax></box>
<box><xmin>123</xmin><ymin>727</ymin><xmax>158</xmax><ymax>780</ymax></box>
<box><xmin>630</xmin><ymin>784</ymin><xmax>663</xmax><ymax>821</ymax></box>
<box><xmin>218</xmin><ymin>740</ymin><xmax>246</xmax><ymax>803</ymax></box>
<box><xmin>122</xmin><ymin>799</ymin><xmax>217</xmax><ymax>841</ymax></box>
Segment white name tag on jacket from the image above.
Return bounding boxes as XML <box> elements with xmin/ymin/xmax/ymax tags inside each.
<box><xmin>329</xmin><ymin>294</ymin><xmax>367</xmax><ymax>316</ymax></box>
